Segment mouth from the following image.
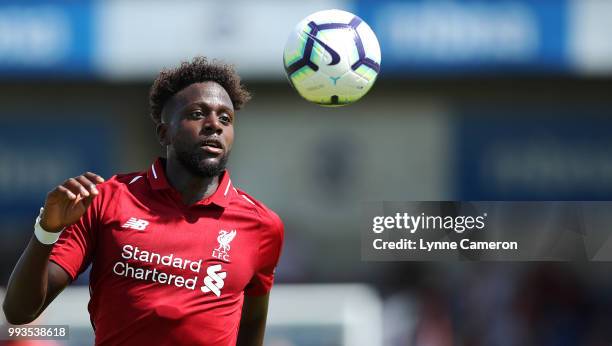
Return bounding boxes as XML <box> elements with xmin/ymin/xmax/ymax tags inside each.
<box><xmin>199</xmin><ymin>138</ymin><xmax>224</xmax><ymax>155</ymax></box>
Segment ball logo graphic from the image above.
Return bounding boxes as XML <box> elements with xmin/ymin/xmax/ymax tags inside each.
<box><xmin>303</xmin><ymin>32</ymin><xmax>341</xmax><ymax>66</ymax></box>
<box><xmin>283</xmin><ymin>9</ymin><xmax>381</xmax><ymax>106</ymax></box>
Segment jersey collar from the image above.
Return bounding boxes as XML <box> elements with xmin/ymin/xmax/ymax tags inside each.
<box><xmin>146</xmin><ymin>158</ymin><xmax>235</xmax><ymax>208</ymax></box>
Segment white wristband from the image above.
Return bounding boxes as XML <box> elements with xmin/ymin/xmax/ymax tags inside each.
<box><xmin>34</xmin><ymin>207</ymin><xmax>64</xmax><ymax>245</ymax></box>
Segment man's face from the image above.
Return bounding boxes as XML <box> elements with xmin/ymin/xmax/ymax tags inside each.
<box><xmin>160</xmin><ymin>81</ymin><xmax>235</xmax><ymax>177</ymax></box>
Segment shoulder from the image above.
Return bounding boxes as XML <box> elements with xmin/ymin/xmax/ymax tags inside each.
<box><xmin>232</xmin><ymin>188</ymin><xmax>284</xmax><ymax>237</ymax></box>
<box><xmin>92</xmin><ymin>170</ymin><xmax>148</xmax><ymax>201</ymax></box>
<box><xmin>88</xmin><ymin>170</ymin><xmax>149</xmax><ymax>219</ymax></box>
<box><xmin>113</xmin><ymin>171</ymin><xmax>148</xmax><ymax>187</ymax></box>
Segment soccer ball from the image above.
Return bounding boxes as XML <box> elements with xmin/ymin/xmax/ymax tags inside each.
<box><xmin>283</xmin><ymin>9</ymin><xmax>381</xmax><ymax>106</ymax></box>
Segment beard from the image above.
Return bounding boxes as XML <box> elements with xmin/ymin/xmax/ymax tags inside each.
<box><xmin>175</xmin><ymin>146</ymin><xmax>229</xmax><ymax>178</ymax></box>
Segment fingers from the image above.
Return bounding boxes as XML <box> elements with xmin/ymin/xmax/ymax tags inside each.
<box><xmin>75</xmin><ymin>175</ymin><xmax>99</xmax><ymax>196</ymax></box>
<box><xmin>80</xmin><ymin>193</ymin><xmax>96</xmax><ymax>209</ymax></box>
<box><xmin>48</xmin><ymin>172</ymin><xmax>105</xmax><ymax>202</ymax></box>
<box><xmin>64</xmin><ymin>177</ymin><xmax>91</xmax><ymax>198</ymax></box>
<box><xmin>84</xmin><ymin>172</ymin><xmax>105</xmax><ymax>184</ymax></box>
<box><xmin>55</xmin><ymin>185</ymin><xmax>77</xmax><ymax>200</ymax></box>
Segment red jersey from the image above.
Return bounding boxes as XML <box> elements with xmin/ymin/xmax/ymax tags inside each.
<box><xmin>49</xmin><ymin>158</ymin><xmax>284</xmax><ymax>345</ymax></box>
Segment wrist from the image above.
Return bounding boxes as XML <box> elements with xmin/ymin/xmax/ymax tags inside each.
<box><xmin>39</xmin><ymin>218</ymin><xmax>64</xmax><ymax>233</ymax></box>
<box><xmin>34</xmin><ymin>208</ymin><xmax>65</xmax><ymax>245</ymax></box>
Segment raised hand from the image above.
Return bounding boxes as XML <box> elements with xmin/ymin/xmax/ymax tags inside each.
<box><xmin>39</xmin><ymin>172</ymin><xmax>105</xmax><ymax>232</ymax></box>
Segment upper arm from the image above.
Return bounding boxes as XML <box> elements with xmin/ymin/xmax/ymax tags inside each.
<box><xmin>237</xmin><ymin>293</ymin><xmax>270</xmax><ymax>346</ymax></box>
<box><xmin>35</xmin><ymin>262</ymin><xmax>72</xmax><ymax>319</ymax></box>
<box><xmin>238</xmin><ymin>208</ymin><xmax>283</xmax><ymax>345</ymax></box>
<box><xmin>241</xmin><ymin>293</ymin><xmax>270</xmax><ymax>324</ymax></box>
<box><xmin>46</xmin><ymin>262</ymin><xmax>72</xmax><ymax>304</ymax></box>
<box><xmin>243</xmin><ymin>213</ymin><xmax>284</xmax><ymax>296</ymax></box>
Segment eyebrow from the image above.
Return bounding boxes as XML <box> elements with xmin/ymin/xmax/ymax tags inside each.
<box><xmin>186</xmin><ymin>101</ymin><xmax>234</xmax><ymax>114</ymax></box>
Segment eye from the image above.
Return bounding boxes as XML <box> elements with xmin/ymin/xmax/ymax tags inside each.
<box><xmin>218</xmin><ymin>113</ymin><xmax>232</xmax><ymax>124</ymax></box>
<box><xmin>188</xmin><ymin>110</ymin><xmax>204</xmax><ymax>119</ymax></box>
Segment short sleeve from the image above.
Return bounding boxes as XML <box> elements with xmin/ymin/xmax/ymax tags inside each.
<box><xmin>49</xmin><ymin>197</ymin><xmax>99</xmax><ymax>281</ymax></box>
<box><xmin>244</xmin><ymin>214</ymin><xmax>284</xmax><ymax>296</ymax></box>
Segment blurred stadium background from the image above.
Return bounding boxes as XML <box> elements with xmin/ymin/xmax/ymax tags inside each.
<box><xmin>1</xmin><ymin>0</ymin><xmax>612</xmax><ymax>345</ymax></box>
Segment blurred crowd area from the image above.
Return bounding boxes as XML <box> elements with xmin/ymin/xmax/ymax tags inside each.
<box><xmin>1</xmin><ymin>0</ymin><xmax>612</xmax><ymax>345</ymax></box>
<box><xmin>380</xmin><ymin>262</ymin><xmax>612</xmax><ymax>346</ymax></box>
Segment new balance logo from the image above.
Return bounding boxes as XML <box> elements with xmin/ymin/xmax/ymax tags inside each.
<box><xmin>201</xmin><ymin>264</ymin><xmax>226</xmax><ymax>297</ymax></box>
<box><xmin>122</xmin><ymin>218</ymin><xmax>149</xmax><ymax>231</ymax></box>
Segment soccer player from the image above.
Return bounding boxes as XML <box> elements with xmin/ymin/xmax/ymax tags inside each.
<box><xmin>3</xmin><ymin>57</ymin><xmax>284</xmax><ymax>346</ymax></box>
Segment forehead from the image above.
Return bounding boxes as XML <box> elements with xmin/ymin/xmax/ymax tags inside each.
<box><xmin>166</xmin><ymin>81</ymin><xmax>233</xmax><ymax>114</ymax></box>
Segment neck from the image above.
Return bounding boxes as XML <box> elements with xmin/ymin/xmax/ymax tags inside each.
<box><xmin>164</xmin><ymin>156</ymin><xmax>220</xmax><ymax>205</ymax></box>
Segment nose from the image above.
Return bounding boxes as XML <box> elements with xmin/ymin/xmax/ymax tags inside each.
<box><xmin>201</xmin><ymin>112</ymin><xmax>223</xmax><ymax>135</ymax></box>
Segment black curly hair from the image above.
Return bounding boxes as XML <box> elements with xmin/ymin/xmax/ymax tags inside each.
<box><xmin>149</xmin><ymin>56</ymin><xmax>251</xmax><ymax>125</ymax></box>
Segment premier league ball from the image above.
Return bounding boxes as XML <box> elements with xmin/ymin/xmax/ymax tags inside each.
<box><xmin>283</xmin><ymin>9</ymin><xmax>381</xmax><ymax>106</ymax></box>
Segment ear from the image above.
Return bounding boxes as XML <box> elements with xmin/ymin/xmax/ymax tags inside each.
<box><xmin>156</xmin><ymin>122</ymin><xmax>170</xmax><ymax>147</ymax></box>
